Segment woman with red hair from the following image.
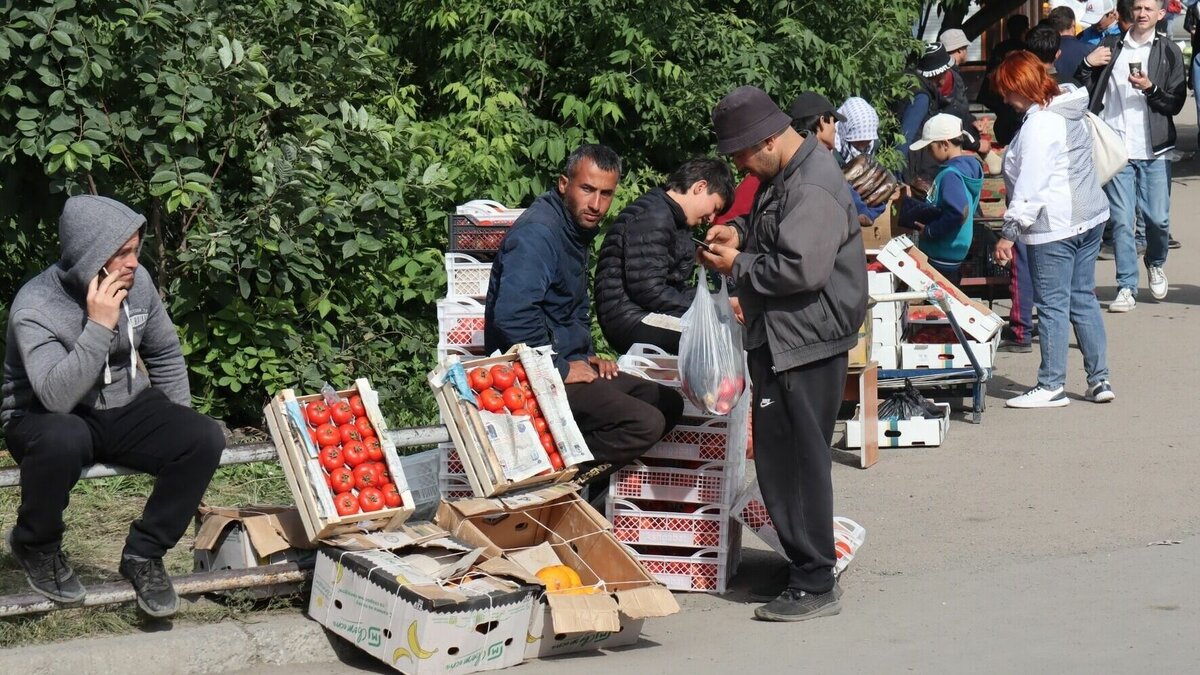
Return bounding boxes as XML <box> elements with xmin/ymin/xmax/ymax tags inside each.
<box><xmin>989</xmin><ymin>50</ymin><xmax>1115</xmax><ymax>409</ymax></box>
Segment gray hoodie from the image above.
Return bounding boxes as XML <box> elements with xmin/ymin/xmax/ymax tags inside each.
<box><xmin>2</xmin><ymin>196</ymin><xmax>190</xmax><ymax>428</ymax></box>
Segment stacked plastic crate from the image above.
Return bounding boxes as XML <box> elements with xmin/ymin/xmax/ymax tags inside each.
<box><xmin>436</xmin><ymin>200</ymin><xmax>524</xmax><ymax>499</ymax></box>
<box><xmin>611</xmin><ymin>344</ymin><xmax>748</xmax><ymax>593</ymax></box>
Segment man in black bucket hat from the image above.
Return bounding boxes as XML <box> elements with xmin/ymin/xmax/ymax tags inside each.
<box><xmin>697</xmin><ymin>85</ymin><xmax>868</xmax><ymax>623</ymax></box>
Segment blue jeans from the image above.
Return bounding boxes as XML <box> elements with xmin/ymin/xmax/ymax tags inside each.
<box><xmin>1193</xmin><ymin>54</ymin><xmax>1200</xmax><ymax>134</ymax></box>
<box><xmin>1102</xmin><ymin>158</ymin><xmax>1170</xmax><ymax>295</ymax></box>
<box><xmin>1026</xmin><ymin>225</ymin><xmax>1109</xmax><ymax>390</ymax></box>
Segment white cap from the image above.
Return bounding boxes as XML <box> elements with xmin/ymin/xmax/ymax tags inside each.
<box><xmin>1049</xmin><ymin>0</ymin><xmax>1089</xmax><ymax>20</ymax></box>
<box><xmin>910</xmin><ymin>113</ymin><xmax>975</xmax><ymax>151</ymax></box>
<box><xmin>1080</xmin><ymin>0</ymin><xmax>1116</xmax><ymax>25</ymax></box>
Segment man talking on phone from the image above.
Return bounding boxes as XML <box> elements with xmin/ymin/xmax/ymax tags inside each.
<box><xmin>2</xmin><ymin>195</ymin><xmax>224</xmax><ymax>617</ymax></box>
<box><xmin>594</xmin><ymin>157</ymin><xmax>735</xmax><ymax>354</ymax></box>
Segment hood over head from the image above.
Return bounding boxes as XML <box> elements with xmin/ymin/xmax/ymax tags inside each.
<box><xmin>58</xmin><ymin>195</ymin><xmax>146</xmax><ymax>293</ymax></box>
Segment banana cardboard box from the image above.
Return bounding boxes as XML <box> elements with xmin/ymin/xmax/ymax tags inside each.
<box><xmin>435</xmin><ymin>483</ymin><xmax>680</xmax><ymax>659</ymax></box>
<box><xmin>307</xmin><ymin>528</ymin><xmax>540</xmax><ymax>675</ymax></box>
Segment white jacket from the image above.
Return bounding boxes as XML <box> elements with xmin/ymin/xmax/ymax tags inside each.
<box><xmin>1002</xmin><ymin>87</ymin><xmax>1109</xmax><ymax>245</ymax></box>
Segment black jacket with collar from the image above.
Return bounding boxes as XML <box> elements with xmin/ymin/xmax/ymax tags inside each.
<box><xmin>1075</xmin><ymin>30</ymin><xmax>1187</xmax><ymax>155</ymax></box>
<box><xmin>593</xmin><ymin>188</ymin><xmax>697</xmax><ymax>354</ymax></box>
<box><xmin>728</xmin><ymin>135</ymin><xmax>868</xmax><ymax>372</ymax></box>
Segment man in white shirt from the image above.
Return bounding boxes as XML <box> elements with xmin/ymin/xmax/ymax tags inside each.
<box><xmin>1077</xmin><ymin>0</ymin><xmax>1186</xmax><ymax>312</ymax></box>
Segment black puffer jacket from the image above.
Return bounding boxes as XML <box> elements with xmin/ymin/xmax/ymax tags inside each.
<box><xmin>594</xmin><ymin>188</ymin><xmax>696</xmax><ymax>354</ymax></box>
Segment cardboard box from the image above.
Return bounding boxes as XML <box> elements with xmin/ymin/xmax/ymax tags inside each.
<box><xmin>869</xmin><ymin>343</ymin><xmax>899</xmax><ymax>370</ymax></box>
<box><xmin>429</xmin><ymin>345</ymin><xmax>593</xmax><ymax>498</ymax></box>
<box><xmin>867</xmin><ymin>270</ymin><xmax>897</xmax><ymax>295</ymax></box>
<box><xmin>900</xmin><ymin>332</ymin><xmax>1001</xmax><ymax>370</ymax></box>
<box><xmin>436</xmin><ymin>486</ymin><xmax>679</xmax><ymax>659</ymax></box>
<box><xmin>308</xmin><ymin>531</ymin><xmax>540</xmax><ymax>674</ymax></box>
<box><xmin>263</xmin><ymin>378</ymin><xmax>416</xmax><ymax>542</ymax></box>
<box><xmin>877</xmin><ymin>236</ymin><xmax>1005</xmax><ymax>343</ymax></box>
<box><xmin>845</xmin><ymin>402</ymin><xmax>951</xmax><ymax>448</ymax></box>
<box><xmin>193</xmin><ymin>505</ymin><xmax>315</xmax><ymax>597</ymax></box>
<box><xmin>848</xmin><ymin>307</ymin><xmax>873</xmax><ymax>368</ymax></box>
<box><xmin>860</xmin><ymin>193</ymin><xmax>904</xmax><ymax>251</ymax></box>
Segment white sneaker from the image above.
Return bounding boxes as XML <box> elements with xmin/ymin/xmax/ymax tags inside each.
<box><xmin>1006</xmin><ymin>385</ymin><xmax>1069</xmax><ymax>409</ymax></box>
<box><xmin>1148</xmin><ymin>266</ymin><xmax>1168</xmax><ymax>300</ymax></box>
<box><xmin>1108</xmin><ymin>288</ymin><xmax>1135</xmax><ymax>313</ymax></box>
<box><xmin>1085</xmin><ymin>381</ymin><xmax>1115</xmax><ymax>403</ymax></box>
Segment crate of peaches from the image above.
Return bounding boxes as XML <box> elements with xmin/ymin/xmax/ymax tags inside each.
<box><xmin>428</xmin><ymin>344</ymin><xmax>594</xmax><ymax>498</ymax></box>
<box><xmin>263</xmin><ymin>378</ymin><xmax>415</xmax><ymax>542</ymax></box>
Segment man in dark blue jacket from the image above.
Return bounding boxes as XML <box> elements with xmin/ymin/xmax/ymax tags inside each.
<box><xmin>485</xmin><ymin>144</ymin><xmax>684</xmax><ymax>487</ymax></box>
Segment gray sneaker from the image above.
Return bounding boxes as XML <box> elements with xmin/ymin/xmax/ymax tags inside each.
<box><xmin>1085</xmin><ymin>381</ymin><xmax>1115</xmax><ymax>403</ymax></box>
<box><xmin>119</xmin><ymin>555</ymin><xmax>179</xmax><ymax>618</ymax></box>
<box><xmin>1148</xmin><ymin>266</ymin><xmax>1168</xmax><ymax>300</ymax></box>
<box><xmin>754</xmin><ymin>583</ymin><xmax>842</xmax><ymax>622</ymax></box>
<box><xmin>1108</xmin><ymin>288</ymin><xmax>1136</xmax><ymax>313</ymax></box>
<box><xmin>5</xmin><ymin>528</ymin><xmax>86</xmax><ymax>604</ymax></box>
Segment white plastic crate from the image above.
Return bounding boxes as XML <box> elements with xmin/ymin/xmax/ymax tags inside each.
<box><xmin>644</xmin><ymin>419</ymin><xmax>732</xmax><ymax>463</ymax></box>
<box><xmin>444</xmin><ymin>252</ymin><xmax>493</xmax><ymax>299</ymax></box>
<box><xmin>435</xmin><ymin>297</ymin><xmax>486</xmax><ymax>349</ymax></box>
<box><xmin>438</xmin><ymin>475</ymin><xmax>475</xmax><ymax>501</ymax></box>
<box><xmin>437</xmin><ymin>442</ymin><xmax>466</xmax><ymax>480</ymax></box>
<box><xmin>607</xmin><ymin>500</ymin><xmax>733</xmax><ymax>549</ymax></box>
<box><xmin>611</xmin><ymin>461</ymin><xmax>728</xmax><ymax>505</ymax></box>
<box><xmin>634</xmin><ymin>547</ymin><xmax>731</xmax><ymax>593</ymax></box>
<box><xmin>398</xmin><ymin>448</ymin><xmax>441</xmax><ymax>519</ymax></box>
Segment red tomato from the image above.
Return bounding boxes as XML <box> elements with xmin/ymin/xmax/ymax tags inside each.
<box><xmin>468</xmin><ymin>367</ymin><xmax>493</xmax><ymax>392</ymax></box>
<box><xmin>490</xmin><ymin>364</ymin><xmax>516</xmax><ymax>390</ymax></box>
<box><xmin>329</xmin><ymin>466</ymin><xmax>355</xmax><ymax>494</ymax></box>
<box><xmin>305</xmin><ymin>401</ymin><xmax>331</xmax><ymax>426</ymax></box>
<box><xmin>349</xmin><ymin>394</ymin><xmax>367</xmax><ymax>418</ymax></box>
<box><xmin>374</xmin><ymin>461</ymin><xmax>390</xmax><ymax>480</ymax></box>
<box><xmin>382</xmin><ymin>483</ymin><xmax>403</xmax><ymax>508</ymax></box>
<box><xmin>479</xmin><ymin>388</ymin><xmax>505</xmax><ymax>413</ymax></box>
<box><xmin>318</xmin><ymin>445</ymin><xmax>344</xmax><ymax>472</ymax></box>
<box><xmin>315</xmin><ymin>423</ymin><xmax>340</xmax><ymax>447</ymax></box>
<box><xmin>539</xmin><ymin>432</ymin><xmax>555</xmax><ymax>454</ymax></box>
<box><xmin>513</xmin><ymin>362</ymin><xmax>527</xmax><ymax>383</ymax></box>
<box><xmin>354</xmin><ymin>416</ymin><xmax>376</xmax><ymax>438</ymax></box>
<box><xmin>524</xmin><ymin>397</ymin><xmax>540</xmax><ymax>418</ymax></box>
<box><xmin>330</xmin><ymin>399</ymin><xmax>354</xmax><ymax>425</ymax></box>
<box><xmin>342</xmin><ymin>440</ymin><xmax>369</xmax><ymax>467</ymax></box>
<box><xmin>533</xmin><ymin>417</ymin><xmax>549</xmax><ymax>434</ymax></box>
<box><xmin>502</xmin><ymin>387</ymin><xmax>526</xmax><ymax>413</ymax></box>
<box><xmin>358</xmin><ymin>487</ymin><xmax>385</xmax><ymax>512</ymax></box>
<box><xmin>339</xmin><ymin>423</ymin><xmax>363</xmax><ymax>445</ymax></box>
<box><xmin>335</xmin><ymin>492</ymin><xmax>359</xmax><ymax>516</ymax></box>
<box><xmin>364</xmin><ymin>436</ymin><xmax>384</xmax><ymax>462</ymax></box>
<box><xmin>352</xmin><ymin>463</ymin><xmax>380</xmax><ymax>490</ymax></box>
<box><xmin>308</xmin><ymin>428</ymin><xmax>320</xmax><ymax>449</ymax></box>
<box><xmin>547</xmin><ymin>450</ymin><xmax>564</xmax><ymax>471</ymax></box>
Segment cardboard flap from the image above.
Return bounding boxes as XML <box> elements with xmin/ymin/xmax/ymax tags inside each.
<box><xmin>243</xmin><ymin>516</ymin><xmax>293</xmax><ymax>557</ymax></box>
<box><xmin>614</xmin><ymin>584</ymin><xmax>680</xmax><ymax>619</ymax></box>
<box><xmin>323</xmin><ymin>523</ymin><xmax>455</xmax><ymax>551</ymax></box>
<box><xmin>193</xmin><ymin>514</ymin><xmax>236</xmax><ymax>551</ymax></box>
<box><xmin>545</xmin><ymin>590</ymin><xmax>621</xmax><ymax>633</ymax></box>
<box><xmin>475</xmin><ymin>557</ymin><xmax>544</xmax><ymax>587</ymax></box>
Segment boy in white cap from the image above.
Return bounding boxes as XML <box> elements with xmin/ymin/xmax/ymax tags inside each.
<box><xmin>898</xmin><ymin>113</ymin><xmax>984</xmax><ymax>284</ymax></box>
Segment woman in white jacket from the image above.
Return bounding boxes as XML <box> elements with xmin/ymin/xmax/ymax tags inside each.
<box><xmin>990</xmin><ymin>51</ymin><xmax>1114</xmax><ymax>408</ymax></box>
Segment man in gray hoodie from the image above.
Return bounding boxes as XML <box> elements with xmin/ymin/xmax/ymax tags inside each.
<box><xmin>2</xmin><ymin>195</ymin><xmax>224</xmax><ymax>617</ymax></box>
<box><xmin>700</xmin><ymin>86</ymin><xmax>868</xmax><ymax>622</ymax></box>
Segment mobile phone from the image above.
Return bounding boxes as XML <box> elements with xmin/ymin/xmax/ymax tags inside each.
<box><xmin>99</xmin><ymin>266</ymin><xmax>110</xmax><ymax>279</ymax></box>
<box><xmin>692</xmin><ymin>236</ymin><xmax>712</xmax><ymax>251</ymax></box>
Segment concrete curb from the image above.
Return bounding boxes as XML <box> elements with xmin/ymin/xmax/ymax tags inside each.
<box><xmin>0</xmin><ymin>614</ymin><xmax>348</xmax><ymax>674</ymax></box>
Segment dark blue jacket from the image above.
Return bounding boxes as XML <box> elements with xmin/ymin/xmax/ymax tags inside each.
<box><xmin>484</xmin><ymin>190</ymin><xmax>598</xmax><ymax>377</ymax></box>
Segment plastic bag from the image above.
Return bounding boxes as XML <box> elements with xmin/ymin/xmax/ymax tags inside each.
<box><xmin>878</xmin><ymin>379</ymin><xmax>943</xmax><ymax>420</ymax></box>
<box><xmin>678</xmin><ymin>269</ymin><xmax>746</xmax><ymax>415</ymax></box>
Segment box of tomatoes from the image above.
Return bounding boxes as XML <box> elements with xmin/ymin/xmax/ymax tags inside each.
<box><xmin>428</xmin><ymin>344</ymin><xmax>594</xmax><ymax>498</ymax></box>
<box><xmin>263</xmin><ymin>378</ymin><xmax>416</xmax><ymax>542</ymax></box>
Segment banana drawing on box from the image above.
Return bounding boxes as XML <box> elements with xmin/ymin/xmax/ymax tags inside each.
<box><xmin>408</xmin><ymin>620</ymin><xmax>437</xmax><ymax>659</ymax></box>
<box><xmin>526</xmin><ymin>632</ymin><xmax>540</xmax><ymax>644</ymax></box>
<box><xmin>334</xmin><ymin>561</ymin><xmax>344</xmax><ymax>584</ymax></box>
<box><xmin>392</xmin><ymin>647</ymin><xmax>412</xmax><ymax>663</ymax></box>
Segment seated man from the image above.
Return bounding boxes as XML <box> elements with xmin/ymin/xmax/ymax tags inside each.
<box><xmin>484</xmin><ymin>145</ymin><xmax>684</xmax><ymax>487</ymax></box>
<box><xmin>594</xmin><ymin>157</ymin><xmax>734</xmax><ymax>355</ymax></box>
<box><xmin>3</xmin><ymin>195</ymin><xmax>225</xmax><ymax>617</ymax></box>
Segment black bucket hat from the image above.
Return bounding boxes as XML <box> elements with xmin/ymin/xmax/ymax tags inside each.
<box><xmin>712</xmin><ymin>85</ymin><xmax>793</xmax><ymax>154</ymax></box>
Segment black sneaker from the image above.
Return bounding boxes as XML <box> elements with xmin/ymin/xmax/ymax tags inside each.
<box><xmin>754</xmin><ymin>584</ymin><xmax>842</xmax><ymax>622</ymax></box>
<box><xmin>1169</xmin><ymin>237</ymin><xmax>1181</xmax><ymax>250</ymax></box>
<box><xmin>5</xmin><ymin>528</ymin><xmax>86</xmax><ymax>604</ymax></box>
<box><xmin>748</xmin><ymin>563</ymin><xmax>789</xmax><ymax>602</ymax></box>
<box><xmin>997</xmin><ymin>339</ymin><xmax>1032</xmax><ymax>354</ymax></box>
<box><xmin>119</xmin><ymin>555</ymin><xmax>179</xmax><ymax>618</ymax></box>
<box><xmin>1097</xmin><ymin>244</ymin><xmax>1115</xmax><ymax>261</ymax></box>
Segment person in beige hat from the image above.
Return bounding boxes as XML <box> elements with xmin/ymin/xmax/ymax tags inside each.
<box><xmin>939</xmin><ymin>28</ymin><xmax>970</xmax><ymax>66</ymax></box>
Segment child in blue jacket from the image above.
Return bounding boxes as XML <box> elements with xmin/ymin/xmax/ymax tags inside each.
<box><xmin>899</xmin><ymin>113</ymin><xmax>984</xmax><ymax>284</ymax></box>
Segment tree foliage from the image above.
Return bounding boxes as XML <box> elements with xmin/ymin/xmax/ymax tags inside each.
<box><xmin>1</xmin><ymin>0</ymin><xmax>921</xmax><ymax>429</ymax></box>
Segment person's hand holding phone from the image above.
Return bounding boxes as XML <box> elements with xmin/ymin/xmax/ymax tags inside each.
<box><xmin>88</xmin><ymin>268</ymin><xmax>126</xmax><ymax>330</ymax></box>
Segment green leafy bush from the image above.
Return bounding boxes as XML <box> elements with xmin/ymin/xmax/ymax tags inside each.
<box><xmin>1</xmin><ymin>0</ymin><xmax>921</xmax><ymax>429</ymax></box>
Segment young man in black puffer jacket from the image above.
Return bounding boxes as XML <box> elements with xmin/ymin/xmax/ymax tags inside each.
<box><xmin>594</xmin><ymin>158</ymin><xmax>735</xmax><ymax>355</ymax></box>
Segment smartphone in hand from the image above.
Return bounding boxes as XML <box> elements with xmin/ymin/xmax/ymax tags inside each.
<box><xmin>691</xmin><ymin>236</ymin><xmax>712</xmax><ymax>251</ymax></box>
